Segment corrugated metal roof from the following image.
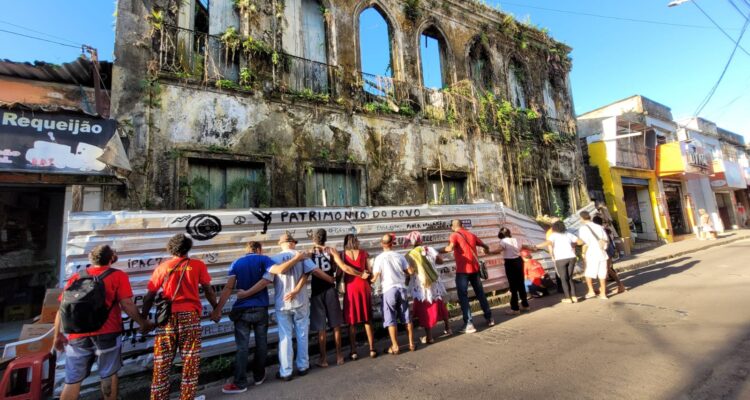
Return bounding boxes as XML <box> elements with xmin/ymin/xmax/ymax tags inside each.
<box><xmin>0</xmin><ymin>57</ymin><xmax>112</xmax><ymax>89</ymax></box>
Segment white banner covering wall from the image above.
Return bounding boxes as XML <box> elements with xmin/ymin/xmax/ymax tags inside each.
<box><xmin>63</xmin><ymin>202</ymin><xmax>550</xmax><ymax>363</ymax></box>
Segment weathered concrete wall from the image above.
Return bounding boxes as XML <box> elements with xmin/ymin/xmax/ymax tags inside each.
<box><xmin>108</xmin><ymin>0</ymin><xmax>587</xmax><ymax>215</ymax></box>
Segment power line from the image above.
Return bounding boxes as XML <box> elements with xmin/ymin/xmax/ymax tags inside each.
<box><xmin>727</xmin><ymin>0</ymin><xmax>750</xmax><ymax>18</ymax></box>
<box><xmin>0</xmin><ymin>19</ymin><xmax>80</xmax><ymax>46</ymax></box>
<box><xmin>496</xmin><ymin>1</ymin><xmax>739</xmax><ymax>30</ymax></box>
<box><xmin>693</xmin><ymin>13</ymin><xmax>750</xmax><ymax>115</ymax></box>
<box><xmin>0</xmin><ymin>28</ymin><xmax>82</xmax><ymax>49</ymax></box>
<box><xmin>689</xmin><ymin>0</ymin><xmax>750</xmax><ymax>58</ymax></box>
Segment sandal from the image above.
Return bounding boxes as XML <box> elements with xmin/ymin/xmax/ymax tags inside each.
<box><xmin>444</xmin><ymin>328</ymin><xmax>453</xmax><ymax>336</ymax></box>
<box><xmin>387</xmin><ymin>346</ymin><xmax>399</xmax><ymax>355</ymax></box>
<box><xmin>369</xmin><ymin>349</ymin><xmax>378</xmax><ymax>358</ymax></box>
<box><xmin>336</xmin><ymin>357</ymin><xmax>345</xmax><ymax>366</ymax></box>
<box><xmin>350</xmin><ymin>352</ymin><xmax>358</xmax><ymax>361</ymax></box>
<box><xmin>409</xmin><ymin>344</ymin><xmax>417</xmax><ymax>352</ymax></box>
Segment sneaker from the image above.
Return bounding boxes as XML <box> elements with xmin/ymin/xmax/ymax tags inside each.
<box><xmin>221</xmin><ymin>383</ymin><xmax>247</xmax><ymax>394</ymax></box>
<box><xmin>254</xmin><ymin>371</ymin><xmax>266</xmax><ymax>386</ymax></box>
<box><xmin>584</xmin><ymin>293</ymin><xmax>596</xmax><ymax>299</ymax></box>
<box><xmin>487</xmin><ymin>318</ymin><xmax>496</xmax><ymax>327</ymax></box>
<box><xmin>459</xmin><ymin>323</ymin><xmax>477</xmax><ymax>334</ymax></box>
<box><xmin>275</xmin><ymin>371</ymin><xmax>293</xmax><ymax>382</ymax></box>
<box><xmin>597</xmin><ymin>295</ymin><xmax>608</xmax><ymax>300</ymax></box>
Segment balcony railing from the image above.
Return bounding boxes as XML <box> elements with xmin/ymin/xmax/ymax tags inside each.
<box><xmin>617</xmin><ymin>146</ymin><xmax>655</xmax><ymax>170</ymax></box>
<box><xmin>545</xmin><ymin>117</ymin><xmax>575</xmax><ymax>136</ymax></box>
<box><xmin>155</xmin><ymin>24</ymin><xmax>338</xmax><ymax>98</ymax></box>
<box><xmin>278</xmin><ymin>54</ymin><xmax>338</xmax><ymax>98</ymax></box>
<box><xmin>356</xmin><ymin>72</ymin><xmax>476</xmax><ymax>121</ymax></box>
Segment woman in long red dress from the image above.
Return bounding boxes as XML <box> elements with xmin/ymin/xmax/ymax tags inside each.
<box><xmin>330</xmin><ymin>234</ymin><xmax>377</xmax><ymax>359</ymax></box>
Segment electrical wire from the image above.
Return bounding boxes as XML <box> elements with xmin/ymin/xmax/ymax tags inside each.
<box><xmin>0</xmin><ymin>19</ymin><xmax>81</xmax><ymax>46</ymax></box>
<box><xmin>496</xmin><ymin>1</ymin><xmax>737</xmax><ymax>30</ymax></box>
<box><xmin>727</xmin><ymin>0</ymin><xmax>750</xmax><ymax>18</ymax></box>
<box><xmin>0</xmin><ymin>28</ymin><xmax>81</xmax><ymax>49</ymax></box>
<box><xmin>689</xmin><ymin>0</ymin><xmax>750</xmax><ymax>58</ymax></box>
<box><xmin>693</xmin><ymin>14</ymin><xmax>750</xmax><ymax>115</ymax></box>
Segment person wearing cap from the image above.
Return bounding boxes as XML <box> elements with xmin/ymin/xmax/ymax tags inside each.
<box><xmin>521</xmin><ymin>249</ymin><xmax>550</xmax><ymax>298</ymax></box>
<box><xmin>404</xmin><ymin>231</ymin><xmax>452</xmax><ymax>345</ymax></box>
<box><xmin>371</xmin><ymin>233</ymin><xmax>416</xmax><ymax>354</ymax></box>
<box><xmin>211</xmin><ymin>241</ymin><xmax>309</xmax><ymax>394</ymax></box>
<box><xmin>268</xmin><ymin>232</ymin><xmax>316</xmax><ymax>381</ymax></box>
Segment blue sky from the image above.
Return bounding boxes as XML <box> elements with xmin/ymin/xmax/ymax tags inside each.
<box><xmin>1</xmin><ymin>0</ymin><xmax>748</xmax><ymax>138</ymax></box>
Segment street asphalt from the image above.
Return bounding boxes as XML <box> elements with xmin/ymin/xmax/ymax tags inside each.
<box><xmin>198</xmin><ymin>238</ymin><xmax>750</xmax><ymax>400</ymax></box>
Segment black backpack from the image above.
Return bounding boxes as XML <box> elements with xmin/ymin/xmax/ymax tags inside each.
<box><xmin>60</xmin><ymin>268</ymin><xmax>117</xmax><ymax>334</ymax></box>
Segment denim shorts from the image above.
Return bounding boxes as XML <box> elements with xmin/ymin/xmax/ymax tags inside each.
<box><xmin>382</xmin><ymin>287</ymin><xmax>411</xmax><ymax>327</ymax></box>
<box><xmin>64</xmin><ymin>332</ymin><xmax>122</xmax><ymax>384</ymax></box>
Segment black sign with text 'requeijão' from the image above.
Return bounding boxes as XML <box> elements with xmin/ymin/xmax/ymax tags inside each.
<box><xmin>0</xmin><ymin>109</ymin><xmax>116</xmax><ymax>175</ymax></box>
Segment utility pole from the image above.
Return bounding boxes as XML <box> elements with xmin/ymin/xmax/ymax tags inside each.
<box><xmin>82</xmin><ymin>44</ymin><xmax>108</xmax><ymax>118</ymax></box>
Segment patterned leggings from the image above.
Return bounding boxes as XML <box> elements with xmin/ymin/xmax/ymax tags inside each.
<box><xmin>150</xmin><ymin>311</ymin><xmax>202</xmax><ymax>400</ymax></box>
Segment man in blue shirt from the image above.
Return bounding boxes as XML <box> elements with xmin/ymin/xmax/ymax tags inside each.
<box><xmin>211</xmin><ymin>241</ymin><xmax>306</xmax><ymax>394</ymax></box>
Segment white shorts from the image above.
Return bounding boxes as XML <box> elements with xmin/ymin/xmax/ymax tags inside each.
<box><xmin>584</xmin><ymin>259</ymin><xmax>608</xmax><ymax>279</ymax></box>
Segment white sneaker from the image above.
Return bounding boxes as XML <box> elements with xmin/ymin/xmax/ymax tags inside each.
<box><xmin>459</xmin><ymin>323</ymin><xmax>477</xmax><ymax>334</ymax></box>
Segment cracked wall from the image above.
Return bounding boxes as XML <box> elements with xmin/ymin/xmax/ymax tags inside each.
<box><xmin>108</xmin><ymin>0</ymin><xmax>588</xmax><ymax>216</ymax></box>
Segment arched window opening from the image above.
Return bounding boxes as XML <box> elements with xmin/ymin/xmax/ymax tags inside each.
<box><xmin>543</xmin><ymin>80</ymin><xmax>558</xmax><ymax>119</ymax></box>
<box><xmin>420</xmin><ymin>27</ymin><xmax>448</xmax><ymax>89</ymax></box>
<box><xmin>283</xmin><ymin>0</ymin><xmax>330</xmax><ymax>93</ymax></box>
<box><xmin>508</xmin><ymin>64</ymin><xmax>526</xmax><ymax>109</ymax></box>
<box><xmin>359</xmin><ymin>6</ymin><xmax>395</xmax><ymax>97</ymax></box>
<box><xmin>468</xmin><ymin>41</ymin><xmax>493</xmax><ymax>93</ymax></box>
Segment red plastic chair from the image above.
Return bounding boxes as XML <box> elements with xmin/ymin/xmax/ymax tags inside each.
<box><xmin>0</xmin><ymin>351</ymin><xmax>56</xmax><ymax>400</ymax></box>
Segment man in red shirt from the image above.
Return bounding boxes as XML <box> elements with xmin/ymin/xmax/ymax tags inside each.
<box><xmin>52</xmin><ymin>245</ymin><xmax>153</xmax><ymax>400</ymax></box>
<box><xmin>441</xmin><ymin>219</ymin><xmax>494</xmax><ymax>333</ymax></box>
<box><xmin>141</xmin><ymin>233</ymin><xmax>218</xmax><ymax>400</ymax></box>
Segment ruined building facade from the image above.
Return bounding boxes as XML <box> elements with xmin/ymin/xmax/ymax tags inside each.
<box><xmin>109</xmin><ymin>0</ymin><xmax>587</xmax><ymax>216</ymax></box>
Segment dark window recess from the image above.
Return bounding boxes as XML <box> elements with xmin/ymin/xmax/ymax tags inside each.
<box><xmin>428</xmin><ymin>176</ymin><xmax>467</xmax><ymax>205</ymax></box>
<box><xmin>549</xmin><ymin>184</ymin><xmax>572</xmax><ymax>218</ymax></box>
<box><xmin>468</xmin><ymin>41</ymin><xmax>493</xmax><ymax>92</ymax></box>
<box><xmin>306</xmin><ymin>169</ymin><xmax>362</xmax><ymax>207</ymax></box>
<box><xmin>0</xmin><ymin>187</ymin><xmax>64</xmax><ymax>327</ymax></box>
<box><xmin>187</xmin><ymin>162</ymin><xmax>268</xmax><ymax>209</ymax></box>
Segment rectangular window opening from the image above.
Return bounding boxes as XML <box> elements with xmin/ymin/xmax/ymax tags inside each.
<box><xmin>305</xmin><ymin>168</ymin><xmax>363</xmax><ymax>207</ymax></box>
<box><xmin>187</xmin><ymin>160</ymin><xmax>268</xmax><ymax>209</ymax></box>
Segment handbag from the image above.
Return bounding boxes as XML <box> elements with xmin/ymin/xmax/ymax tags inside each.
<box><xmin>336</xmin><ymin>251</ymin><xmax>348</xmax><ymax>295</ymax></box>
<box><xmin>457</xmin><ymin>231</ymin><xmax>488</xmax><ymax>280</ymax></box>
<box><xmin>154</xmin><ymin>258</ymin><xmax>189</xmax><ymax>326</ymax></box>
<box><xmin>584</xmin><ymin>225</ymin><xmax>609</xmax><ymax>252</ymax></box>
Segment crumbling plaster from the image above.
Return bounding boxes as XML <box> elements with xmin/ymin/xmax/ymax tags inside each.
<box><xmin>107</xmin><ymin>0</ymin><xmax>586</xmax><ymax>214</ymax></box>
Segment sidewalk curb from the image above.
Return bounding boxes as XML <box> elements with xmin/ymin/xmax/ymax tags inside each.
<box><xmin>612</xmin><ymin>233</ymin><xmax>750</xmax><ymax>275</ymax></box>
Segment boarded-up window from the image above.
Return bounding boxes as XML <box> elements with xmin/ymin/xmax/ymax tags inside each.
<box><xmin>427</xmin><ymin>176</ymin><xmax>467</xmax><ymax>205</ymax></box>
<box><xmin>187</xmin><ymin>162</ymin><xmax>268</xmax><ymax>209</ymax></box>
<box><xmin>305</xmin><ymin>169</ymin><xmax>362</xmax><ymax>206</ymax></box>
<box><xmin>283</xmin><ymin>0</ymin><xmax>329</xmax><ymax>93</ymax></box>
<box><xmin>515</xmin><ymin>181</ymin><xmax>535</xmax><ymax>216</ymax></box>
